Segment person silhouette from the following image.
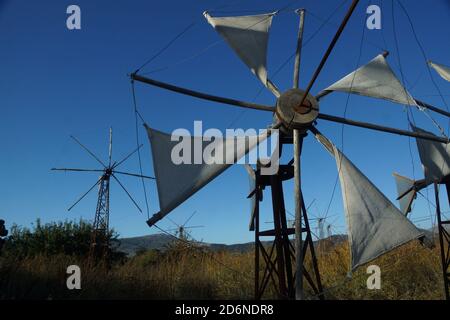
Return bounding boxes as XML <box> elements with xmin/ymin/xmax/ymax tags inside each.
<box><xmin>0</xmin><ymin>219</ymin><xmax>8</xmax><ymax>254</ymax></box>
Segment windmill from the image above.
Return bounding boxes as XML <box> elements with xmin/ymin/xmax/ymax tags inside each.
<box><xmin>166</xmin><ymin>211</ymin><xmax>204</xmax><ymax>241</ymax></box>
<box><xmin>52</xmin><ymin>128</ymin><xmax>155</xmax><ymax>257</ymax></box>
<box><xmin>391</xmin><ymin>60</ymin><xmax>450</xmax><ymax>300</ymax></box>
<box><xmin>130</xmin><ymin>1</ymin><xmax>450</xmax><ymax>300</ymax></box>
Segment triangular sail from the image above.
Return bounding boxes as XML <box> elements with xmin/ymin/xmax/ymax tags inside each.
<box><xmin>204</xmin><ymin>11</ymin><xmax>275</xmax><ymax>90</ymax></box>
<box><xmin>244</xmin><ymin>164</ymin><xmax>257</xmax><ymax>231</ymax></box>
<box><xmin>145</xmin><ymin>125</ymin><xmax>268</xmax><ymax>223</ymax></box>
<box><xmin>411</xmin><ymin>125</ymin><xmax>450</xmax><ymax>183</ymax></box>
<box><xmin>393</xmin><ymin>173</ymin><xmax>416</xmax><ymax>215</ymax></box>
<box><xmin>429</xmin><ymin>61</ymin><xmax>450</xmax><ymax>82</ymax></box>
<box><xmin>321</xmin><ymin>54</ymin><xmax>417</xmax><ymax>106</ymax></box>
<box><xmin>315</xmin><ymin>132</ymin><xmax>423</xmax><ymax>270</ymax></box>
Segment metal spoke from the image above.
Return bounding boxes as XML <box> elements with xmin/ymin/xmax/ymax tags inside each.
<box><xmin>183</xmin><ymin>210</ymin><xmax>197</xmax><ymax>227</ymax></box>
<box><xmin>293</xmin><ymin>8</ymin><xmax>306</xmax><ymax>89</ymax></box>
<box><xmin>51</xmin><ymin>168</ymin><xmax>104</xmax><ymax>173</ymax></box>
<box><xmin>109</xmin><ymin>127</ymin><xmax>113</xmax><ymax>167</ymax></box>
<box><xmin>113</xmin><ymin>171</ymin><xmax>155</xmax><ymax>180</ymax></box>
<box><xmin>70</xmin><ymin>135</ymin><xmax>107</xmax><ymax>168</ymax></box>
<box><xmin>68</xmin><ymin>177</ymin><xmax>102</xmax><ymax>211</ymax></box>
<box><xmin>111</xmin><ymin>174</ymin><xmax>142</xmax><ymax>213</ymax></box>
<box><xmin>131</xmin><ymin>74</ymin><xmax>275</xmax><ymax>112</ymax></box>
<box><xmin>316</xmin><ymin>113</ymin><xmax>449</xmax><ymax>143</ymax></box>
<box><xmin>298</xmin><ymin>0</ymin><xmax>360</xmax><ymax>108</ymax></box>
<box><xmin>112</xmin><ymin>144</ymin><xmax>143</xmax><ymax>169</ymax></box>
<box><xmin>317</xmin><ymin>90</ymin><xmax>450</xmax><ymax>119</ymax></box>
<box><xmin>184</xmin><ymin>225</ymin><xmax>204</xmax><ymax>229</ymax></box>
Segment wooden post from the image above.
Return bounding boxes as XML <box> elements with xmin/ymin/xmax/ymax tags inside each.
<box><xmin>293</xmin><ymin>8</ymin><xmax>306</xmax><ymax>301</ymax></box>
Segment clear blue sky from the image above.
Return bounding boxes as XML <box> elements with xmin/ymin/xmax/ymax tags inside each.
<box><xmin>0</xmin><ymin>0</ymin><xmax>449</xmax><ymax>244</ymax></box>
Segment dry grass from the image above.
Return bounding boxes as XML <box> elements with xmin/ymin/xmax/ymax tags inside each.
<box><xmin>0</xmin><ymin>240</ymin><xmax>446</xmax><ymax>300</ymax></box>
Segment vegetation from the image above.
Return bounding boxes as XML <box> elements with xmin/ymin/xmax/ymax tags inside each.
<box><xmin>0</xmin><ymin>220</ymin><xmax>446</xmax><ymax>300</ymax></box>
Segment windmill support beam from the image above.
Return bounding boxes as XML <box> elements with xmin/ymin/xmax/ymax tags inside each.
<box><xmin>251</xmin><ymin>135</ymin><xmax>324</xmax><ymax>300</ymax></box>
<box><xmin>435</xmin><ymin>182</ymin><xmax>450</xmax><ymax>300</ymax></box>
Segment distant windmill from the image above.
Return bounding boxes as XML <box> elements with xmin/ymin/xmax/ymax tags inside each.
<box><xmin>166</xmin><ymin>211</ymin><xmax>204</xmax><ymax>241</ymax></box>
<box><xmin>326</xmin><ymin>224</ymin><xmax>332</xmax><ymax>238</ymax></box>
<box><xmin>52</xmin><ymin>128</ymin><xmax>155</xmax><ymax>257</ymax></box>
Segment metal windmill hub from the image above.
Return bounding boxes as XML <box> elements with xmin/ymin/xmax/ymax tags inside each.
<box><xmin>275</xmin><ymin>88</ymin><xmax>319</xmax><ymax>130</ymax></box>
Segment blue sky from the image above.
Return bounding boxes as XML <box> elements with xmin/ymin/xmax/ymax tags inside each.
<box><xmin>0</xmin><ymin>0</ymin><xmax>449</xmax><ymax>244</ymax></box>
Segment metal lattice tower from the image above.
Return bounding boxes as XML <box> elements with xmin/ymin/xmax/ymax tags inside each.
<box><xmin>53</xmin><ymin>127</ymin><xmax>154</xmax><ymax>258</ymax></box>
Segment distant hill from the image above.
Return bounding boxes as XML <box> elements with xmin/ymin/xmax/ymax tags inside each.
<box><xmin>116</xmin><ymin>233</ymin><xmax>349</xmax><ymax>256</ymax></box>
<box><xmin>116</xmin><ymin>226</ymin><xmax>444</xmax><ymax>257</ymax></box>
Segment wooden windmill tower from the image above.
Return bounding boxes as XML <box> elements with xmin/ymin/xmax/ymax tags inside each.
<box><xmin>130</xmin><ymin>0</ymin><xmax>450</xmax><ymax>300</ymax></box>
<box><xmin>52</xmin><ymin>128</ymin><xmax>154</xmax><ymax>257</ymax></box>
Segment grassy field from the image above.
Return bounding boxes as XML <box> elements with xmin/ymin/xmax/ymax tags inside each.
<box><xmin>0</xmin><ymin>238</ymin><xmax>446</xmax><ymax>300</ymax></box>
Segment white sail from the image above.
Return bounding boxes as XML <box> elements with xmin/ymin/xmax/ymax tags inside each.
<box><xmin>244</xmin><ymin>164</ymin><xmax>257</xmax><ymax>231</ymax></box>
<box><xmin>315</xmin><ymin>132</ymin><xmax>423</xmax><ymax>270</ymax></box>
<box><xmin>145</xmin><ymin>125</ymin><xmax>268</xmax><ymax>223</ymax></box>
<box><xmin>204</xmin><ymin>12</ymin><xmax>275</xmax><ymax>92</ymax></box>
<box><xmin>393</xmin><ymin>173</ymin><xmax>416</xmax><ymax>215</ymax></box>
<box><xmin>412</xmin><ymin>125</ymin><xmax>450</xmax><ymax>183</ymax></box>
<box><xmin>321</xmin><ymin>54</ymin><xmax>417</xmax><ymax>106</ymax></box>
<box><xmin>429</xmin><ymin>61</ymin><xmax>450</xmax><ymax>82</ymax></box>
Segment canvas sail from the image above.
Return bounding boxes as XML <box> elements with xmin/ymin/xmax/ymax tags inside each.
<box><xmin>204</xmin><ymin>12</ymin><xmax>276</xmax><ymax>93</ymax></box>
<box><xmin>412</xmin><ymin>125</ymin><xmax>450</xmax><ymax>183</ymax></box>
<box><xmin>321</xmin><ymin>54</ymin><xmax>417</xmax><ymax>106</ymax></box>
<box><xmin>145</xmin><ymin>125</ymin><xmax>268</xmax><ymax>225</ymax></box>
<box><xmin>315</xmin><ymin>132</ymin><xmax>423</xmax><ymax>270</ymax></box>
<box><xmin>429</xmin><ymin>61</ymin><xmax>450</xmax><ymax>82</ymax></box>
<box><xmin>244</xmin><ymin>164</ymin><xmax>257</xmax><ymax>231</ymax></box>
<box><xmin>393</xmin><ymin>173</ymin><xmax>416</xmax><ymax>215</ymax></box>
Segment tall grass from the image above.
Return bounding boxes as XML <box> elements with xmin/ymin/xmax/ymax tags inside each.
<box><xmin>0</xmin><ymin>220</ymin><xmax>446</xmax><ymax>300</ymax></box>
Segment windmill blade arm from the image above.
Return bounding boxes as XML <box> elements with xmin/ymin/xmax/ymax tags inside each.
<box><xmin>113</xmin><ymin>144</ymin><xmax>143</xmax><ymax>169</ymax></box>
<box><xmin>317</xmin><ymin>91</ymin><xmax>450</xmax><ymax>119</ymax></box>
<box><xmin>316</xmin><ymin>113</ymin><xmax>449</xmax><ymax>143</ymax></box>
<box><xmin>298</xmin><ymin>0</ymin><xmax>360</xmax><ymax>107</ymax></box>
<box><xmin>184</xmin><ymin>225</ymin><xmax>204</xmax><ymax>229</ymax></box>
<box><xmin>183</xmin><ymin>210</ymin><xmax>197</xmax><ymax>227</ymax></box>
<box><xmin>131</xmin><ymin>74</ymin><xmax>275</xmax><ymax>112</ymax></box>
<box><xmin>51</xmin><ymin>168</ymin><xmax>104</xmax><ymax>173</ymax></box>
<box><xmin>111</xmin><ymin>174</ymin><xmax>142</xmax><ymax>213</ymax></box>
<box><xmin>415</xmin><ymin>99</ymin><xmax>450</xmax><ymax>118</ymax></box>
<box><xmin>113</xmin><ymin>171</ymin><xmax>155</xmax><ymax>180</ymax></box>
<box><xmin>70</xmin><ymin>135</ymin><xmax>107</xmax><ymax>168</ymax></box>
<box><xmin>68</xmin><ymin>177</ymin><xmax>102</xmax><ymax>211</ymax></box>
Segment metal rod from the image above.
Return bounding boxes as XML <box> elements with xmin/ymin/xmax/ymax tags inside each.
<box><xmin>293</xmin><ymin>9</ymin><xmax>306</xmax><ymax>89</ymax></box>
<box><xmin>298</xmin><ymin>0</ymin><xmax>360</xmax><ymax>108</ymax></box>
<box><xmin>112</xmin><ymin>144</ymin><xmax>143</xmax><ymax>169</ymax></box>
<box><xmin>317</xmin><ymin>113</ymin><xmax>449</xmax><ymax>143</ymax></box>
<box><xmin>112</xmin><ymin>171</ymin><xmax>155</xmax><ymax>180</ymax></box>
<box><xmin>111</xmin><ymin>174</ymin><xmax>142</xmax><ymax>213</ymax></box>
<box><xmin>109</xmin><ymin>127</ymin><xmax>113</xmax><ymax>167</ymax></box>
<box><xmin>68</xmin><ymin>177</ymin><xmax>103</xmax><ymax>211</ymax></box>
<box><xmin>294</xmin><ymin>130</ymin><xmax>304</xmax><ymax>300</ymax></box>
<box><xmin>317</xmin><ymin>90</ymin><xmax>450</xmax><ymax>120</ymax></box>
<box><xmin>70</xmin><ymin>135</ymin><xmax>107</xmax><ymax>168</ymax></box>
<box><xmin>131</xmin><ymin>74</ymin><xmax>275</xmax><ymax>112</ymax></box>
<box><xmin>416</xmin><ymin>99</ymin><xmax>450</xmax><ymax>118</ymax></box>
<box><xmin>293</xmin><ymin>8</ymin><xmax>306</xmax><ymax>301</ymax></box>
<box><xmin>300</xmin><ymin>191</ymin><xmax>324</xmax><ymax>299</ymax></box>
<box><xmin>435</xmin><ymin>183</ymin><xmax>450</xmax><ymax>300</ymax></box>
<box><xmin>51</xmin><ymin>168</ymin><xmax>104</xmax><ymax>173</ymax></box>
